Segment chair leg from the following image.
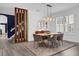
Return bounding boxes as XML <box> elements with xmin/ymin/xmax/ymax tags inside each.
<box><xmin>34</xmin><ymin>41</ymin><xmax>36</xmax><ymax>48</ymax></box>
<box><xmin>51</xmin><ymin>40</ymin><xmax>55</xmax><ymax>48</ymax></box>
<box><xmin>52</xmin><ymin>41</ymin><xmax>56</xmax><ymax>48</ymax></box>
<box><xmin>56</xmin><ymin>40</ymin><xmax>60</xmax><ymax>47</ymax></box>
<box><xmin>54</xmin><ymin>40</ymin><xmax>57</xmax><ymax>48</ymax></box>
<box><xmin>59</xmin><ymin>40</ymin><xmax>63</xmax><ymax>46</ymax></box>
<box><xmin>34</xmin><ymin>41</ymin><xmax>39</xmax><ymax>49</ymax></box>
<box><xmin>62</xmin><ymin>40</ymin><xmax>63</xmax><ymax>46</ymax></box>
<box><xmin>56</xmin><ymin>40</ymin><xmax>59</xmax><ymax>47</ymax></box>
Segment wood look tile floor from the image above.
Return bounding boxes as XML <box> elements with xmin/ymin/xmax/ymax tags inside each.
<box><xmin>0</xmin><ymin>35</ymin><xmax>79</xmax><ymax>56</ymax></box>
<box><xmin>0</xmin><ymin>35</ymin><xmax>34</xmax><ymax>56</ymax></box>
<box><xmin>0</xmin><ymin>39</ymin><xmax>34</xmax><ymax>56</ymax></box>
<box><xmin>54</xmin><ymin>45</ymin><xmax>79</xmax><ymax>56</ymax></box>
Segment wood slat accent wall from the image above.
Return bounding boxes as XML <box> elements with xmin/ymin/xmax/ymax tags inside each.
<box><xmin>15</xmin><ymin>7</ymin><xmax>28</xmax><ymax>43</ymax></box>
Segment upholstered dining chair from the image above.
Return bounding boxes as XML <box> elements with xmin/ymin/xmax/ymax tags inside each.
<box><xmin>48</xmin><ymin>34</ymin><xmax>58</xmax><ymax>48</ymax></box>
<box><xmin>33</xmin><ymin>34</ymin><xmax>41</xmax><ymax>44</ymax></box>
<box><xmin>57</xmin><ymin>32</ymin><xmax>64</xmax><ymax>46</ymax></box>
<box><xmin>33</xmin><ymin>34</ymin><xmax>43</xmax><ymax>48</ymax></box>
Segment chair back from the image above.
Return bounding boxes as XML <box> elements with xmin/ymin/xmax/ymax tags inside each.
<box><xmin>33</xmin><ymin>34</ymin><xmax>42</xmax><ymax>41</ymax></box>
<box><xmin>52</xmin><ymin>34</ymin><xmax>57</xmax><ymax>40</ymax></box>
<box><xmin>57</xmin><ymin>33</ymin><xmax>64</xmax><ymax>41</ymax></box>
<box><xmin>49</xmin><ymin>34</ymin><xmax>57</xmax><ymax>41</ymax></box>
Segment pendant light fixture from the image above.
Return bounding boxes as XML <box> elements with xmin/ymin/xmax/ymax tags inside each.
<box><xmin>46</xmin><ymin>4</ymin><xmax>53</xmax><ymax>22</ymax></box>
<box><xmin>43</xmin><ymin>4</ymin><xmax>54</xmax><ymax>29</ymax></box>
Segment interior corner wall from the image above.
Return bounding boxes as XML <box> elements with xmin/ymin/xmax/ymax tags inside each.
<box><xmin>51</xmin><ymin>6</ymin><xmax>79</xmax><ymax>43</ymax></box>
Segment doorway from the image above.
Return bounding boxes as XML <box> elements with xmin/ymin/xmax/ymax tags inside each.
<box><xmin>0</xmin><ymin>15</ymin><xmax>7</xmax><ymax>39</ymax></box>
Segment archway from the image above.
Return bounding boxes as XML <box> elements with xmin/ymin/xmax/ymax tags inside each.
<box><xmin>0</xmin><ymin>15</ymin><xmax>7</xmax><ymax>34</ymax></box>
<box><xmin>0</xmin><ymin>15</ymin><xmax>7</xmax><ymax>39</ymax></box>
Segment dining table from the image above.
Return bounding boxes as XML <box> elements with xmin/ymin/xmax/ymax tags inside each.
<box><xmin>33</xmin><ymin>32</ymin><xmax>59</xmax><ymax>47</ymax></box>
<box><xmin>35</xmin><ymin>32</ymin><xmax>59</xmax><ymax>37</ymax></box>
<box><xmin>34</xmin><ymin>32</ymin><xmax>59</xmax><ymax>41</ymax></box>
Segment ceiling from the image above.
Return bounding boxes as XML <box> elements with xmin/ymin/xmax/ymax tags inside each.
<box><xmin>0</xmin><ymin>3</ymin><xmax>79</xmax><ymax>14</ymax></box>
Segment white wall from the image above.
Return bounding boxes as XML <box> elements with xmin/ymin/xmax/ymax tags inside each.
<box><xmin>49</xmin><ymin>6</ymin><xmax>79</xmax><ymax>43</ymax></box>
<box><xmin>28</xmin><ymin>10</ymin><xmax>44</xmax><ymax>41</ymax></box>
<box><xmin>0</xmin><ymin>15</ymin><xmax>7</xmax><ymax>23</ymax></box>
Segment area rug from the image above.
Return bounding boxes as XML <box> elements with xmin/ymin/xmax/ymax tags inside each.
<box><xmin>23</xmin><ymin>41</ymin><xmax>78</xmax><ymax>56</ymax></box>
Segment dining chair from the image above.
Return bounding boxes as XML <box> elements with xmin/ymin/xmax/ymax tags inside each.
<box><xmin>33</xmin><ymin>34</ymin><xmax>42</xmax><ymax>48</ymax></box>
<box><xmin>48</xmin><ymin>34</ymin><xmax>58</xmax><ymax>48</ymax></box>
<box><xmin>42</xmin><ymin>35</ymin><xmax>50</xmax><ymax>47</ymax></box>
<box><xmin>33</xmin><ymin>34</ymin><xmax>45</xmax><ymax>47</ymax></box>
<box><xmin>57</xmin><ymin>32</ymin><xmax>64</xmax><ymax>46</ymax></box>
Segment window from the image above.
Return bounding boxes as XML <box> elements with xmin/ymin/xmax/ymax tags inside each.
<box><xmin>56</xmin><ymin>14</ymin><xmax>74</xmax><ymax>32</ymax></box>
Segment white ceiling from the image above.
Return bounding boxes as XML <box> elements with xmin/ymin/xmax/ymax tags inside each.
<box><xmin>0</xmin><ymin>3</ymin><xmax>79</xmax><ymax>14</ymax></box>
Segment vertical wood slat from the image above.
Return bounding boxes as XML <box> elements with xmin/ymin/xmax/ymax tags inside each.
<box><xmin>25</xmin><ymin>10</ymin><xmax>28</xmax><ymax>41</ymax></box>
<box><xmin>14</xmin><ymin>8</ymin><xmax>16</xmax><ymax>43</ymax></box>
<box><xmin>15</xmin><ymin>8</ymin><xmax>18</xmax><ymax>43</ymax></box>
<box><xmin>19</xmin><ymin>9</ymin><xmax>22</xmax><ymax>42</ymax></box>
<box><xmin>17</xmin><ymin>9</ymin><xmax>19</xmax><ymax>42</ymax></box>
<box><xmin>20</xmin><ymin>10</ymin><xmax>23</xmax><ymax>42</ymax></box>
<box><xmin>22</xmin><ymin>9</ymin><xmax>24</xmax><ymax>42</ymax></box>
<box><xmin>18</xmin><ymin>9</ymin><xmax>21</xmax><ymax>42</ymax></box>
<box><xmin>23</xmin><ymin>10</ymin><xmax>25</xmax><ymax>41</ymax></box>
<box><xmin>22</xmin><ymin>10</ymin><xmax>26</xmax><ymax>41</ymax></box>
<box><xmin>24</xmin><ymin>10</ymin><xmax>27</xmax><ymax>41</ymax></box>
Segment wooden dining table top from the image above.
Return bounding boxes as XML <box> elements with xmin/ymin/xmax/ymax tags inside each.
<box><xmin>33</xmin><ymin>32</ymin><xmax>59</xmax><ymax>36</ymax></box>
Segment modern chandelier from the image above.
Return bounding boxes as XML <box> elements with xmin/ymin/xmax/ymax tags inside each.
<box><xmin>45</xmin><ymin>4</ymin><xmax>53</xmax><ymax>22</ymax></box>
<box><xmin>43</xmin><ymin>4</ymin><xmax>54</xmax><ymax>29</ymax></box>
<box><xmin>39</xmin><ymin>4</ymin><xmax>54</xmax><ymax>29</ymax></box>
